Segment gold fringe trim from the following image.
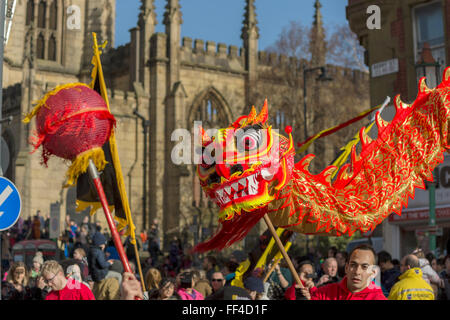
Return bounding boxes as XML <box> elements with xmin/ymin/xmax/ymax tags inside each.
<box><xmin>76</xmin><ymin>200</ymin><xmax>103</xmax><ymax>216</ymax></box>
<box><xmin>22</xmin><ymin>82</ymin><xmax>90</xmax><ymax>124</ymax></box>
<box><xmin>65</xmin><ymin>147</ymin><xmax>107</xmax><ymax>187</ymax></box>
<box><xmin>218</xmin><ymin>191</ymin><xmax>274</xmax><ymax>221</ymax></box>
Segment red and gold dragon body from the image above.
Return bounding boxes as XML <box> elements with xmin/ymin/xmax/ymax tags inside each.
<box><xmin>194</xmin><ymin>68</ymin><xmax>450</xmax><ymax>252</ymax></box>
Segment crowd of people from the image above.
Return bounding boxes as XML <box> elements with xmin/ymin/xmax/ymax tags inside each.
<box><xmin>1</xmin><ymin>213</ymin><xmax>449</xmax><ymax>300</ymax></box>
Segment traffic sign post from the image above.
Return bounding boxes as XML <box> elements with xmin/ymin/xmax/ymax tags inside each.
<box><xmin>428</xmin><ymin>178</ymin><xmax>437</xmax><ymax>255</ymax></box>
<box><xmin>0</xmin><ymin>176</ymin><xmax>21</xmax><ymax>300</ymax></box>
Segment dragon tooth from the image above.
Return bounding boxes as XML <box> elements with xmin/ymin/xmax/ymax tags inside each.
<box><xmin>216</xmin><ymin>189</ymin><xmax>224</xmax><ymax>198</ymax></box>
<box><xmin>247</xmin><ymin>174</ymin><xmax>258</xmax><ymax>195</ymax></box>
<box><xmin>241</xmin><ymin>191</ymin><xmax>247</xmax><ymax>197</ymax></box>
<box><xmin>231</xmin><ymin>182</ymin><xmax>239</xmax><ymax>192</ymax></box>
<box><xmin>238</xmin><ymin>178</ymin><xmax>247</xmax><ymax>187</ymax></box>
<box><xmin>225</xmin><ymin>186</ymin><xmax>232</xmax><ymax>195</ymax></box>
<box><xmin>234</xmin><ymin>193</ymin><xmax>239</xmax><ymax>199</ymax></box>
<box><xmin>223</xmin><ymin>196</ymin><xmax>230</xmax><ymax>203</ymax></box>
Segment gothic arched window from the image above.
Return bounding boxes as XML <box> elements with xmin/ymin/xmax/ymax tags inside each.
<box><xmin>50</xmin><ymin>1</ymin><xmax>57</xmax><ymax>30</ymax></box>
<box><xmin>38</xmin><ymin>1</ymin><xmax>46</xmax><ymax>28</ymax></box>
<box><xmin>193</xmin><ymin>94</ymin><xmax>228</xmax><ymax>129</ymax></box>
<box><xmin>36</xmin><ymin>33</ymin><xmax>45</xmax><ymax>59</ymax></box>
<box><xmin>48</xmin><ymin>35</ymin><xmax>56</xmax><ymax>61</ymax></box>
<box><xmin>27</xmin><ymin>1</ymin><xmax>62</xmax><ymax>62</ymax></box>
<box><xmin>191</xmin><ymin>90</ymin><xmax>229</xmax><ymax>208</ymax></box>
<box><xmin>26</xmin><ymin>0</ymin><xmax>34</xmax><ymax>26</ymax></box>
<box><xmin>273</xmin><ymin>108</ymin><xmax>290</xmax><ymax>130</ymax></box>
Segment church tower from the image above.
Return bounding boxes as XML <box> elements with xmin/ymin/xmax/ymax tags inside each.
<box><xmin>241</xmin><ymin>0</ymin><xmax>259</xmax><ymax>107</ymax></box>
<box><xmin>129</xmin><ymin>0</ymin><xmax>157</xmax><ymax>92</ymax></box>
<box><xmin>309</xmin><ymin>0</ymin><xmax>326</xmax><ymax>67</ymax></box>
<box><xmin>308</xmin><ymin>0</ymin><xmax>329</xmax><ymax>171</ymax></box>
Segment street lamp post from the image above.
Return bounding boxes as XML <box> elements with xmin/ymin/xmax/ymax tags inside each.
<box><xmin>415</xmin><ymin>43</ymin><xmax>440</xmax><ymax>255</ymax></box>
<box><xmin>303</xmin><ymin>66</ymin><xmax>333</xmax><ymax>142</ymax></box>
<box><xmin>415</xmin><ymin>42</ymin><xmax>440</xmax><ymax>89</ymax></box>
<box><xmin>427</xmin><ymin>179</ymin><xmax>436</xmax><ymax>255</ymax></box>
<box><xmin>302</xmin><ymin>65</ymin><xmax>332</xmax><ymax>253</ymax></box>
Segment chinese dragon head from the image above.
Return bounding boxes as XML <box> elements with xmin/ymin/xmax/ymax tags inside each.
<box><xmin>197</xmin><ymin>99</ymin><xmax>295</xmax><ymax>223</ymax></box>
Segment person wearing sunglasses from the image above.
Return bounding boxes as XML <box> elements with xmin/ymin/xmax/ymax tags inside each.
<box><xmin>210</xmin><ymin>272</ymin><xmax>226</xmax><ymax>294</ymax></box>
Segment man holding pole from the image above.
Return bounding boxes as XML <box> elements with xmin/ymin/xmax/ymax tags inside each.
<box><xmin>296</xmin><ymin>244</ymin><xmax>386</xmax><ymax>300</ymax></box>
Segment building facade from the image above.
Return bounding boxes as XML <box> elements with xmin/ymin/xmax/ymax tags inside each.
<box><xmin>347</xmin><ymin>0</ymin><xmax>450</xmax><ymax>258</ymax></box>
<box><xmin>3</xmin><ymin>0</ymin><xmax>369</xmax><ymax>249</ymax></box>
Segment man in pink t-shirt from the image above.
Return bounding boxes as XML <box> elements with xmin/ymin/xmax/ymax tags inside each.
<box><xmin>41</xmin><ymin>260</ymin><xmax>95</xmax><ymax>300</ymax></box>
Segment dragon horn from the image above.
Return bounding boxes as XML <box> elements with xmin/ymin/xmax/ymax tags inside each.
<box><xmin>418</xmin><ymin>77</ymin><xmax>431</xmax><ymax>94</ymax></box>
<box><xmin>199</xmin><ymin>125</ymin><xmax>211</xmax><ymax>146</ymax></box>
<box><xmin>444</xmin><ymin>67</ymin><xmax>450</xmax><ymax>83</ymax></box>
<box><xmin>244</xmin><ymin>105</ymin><xmax>257</xmax><ymax>126</ymax></box>
<box><xmin>253</xmin><ymin>99</ymin><xmax>268</xmax><ymax>124</ymax></box>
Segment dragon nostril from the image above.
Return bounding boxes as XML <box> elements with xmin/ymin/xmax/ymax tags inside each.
<box><xmin>230</xmin><ymin>164</ymin><xmax>243</xmax><ymax>175</ymax></box>
<box><xmin>208</xmin><ymin>173</ymin><xmax>221</xmax><ymax>185</ymax></box>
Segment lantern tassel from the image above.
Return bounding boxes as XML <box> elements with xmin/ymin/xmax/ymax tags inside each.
<box><xmin>65</xmin><ymin>147</ymin><xmax>107</xmax><ymax>187</ymax></box>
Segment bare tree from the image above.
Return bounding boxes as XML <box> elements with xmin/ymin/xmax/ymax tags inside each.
<box><xmin>327</xmin><ymin>23</ymin><xmax>368</xmax><ymax>72</ymax></box>
<box><xmin>253</xmin><ymin>21</ymin><xmax>370</xmax><ymax>173</ymax></box>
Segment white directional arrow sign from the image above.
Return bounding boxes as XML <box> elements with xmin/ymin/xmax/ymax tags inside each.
<box><xmin>0</xmin><ymin>177</ymin><xmax>21</xmax><ymax>231</ymax></box>
<box><xmin>0</xmin><ymin>185</ymin><xmax>13</xmax><ymax>217</ymax></box>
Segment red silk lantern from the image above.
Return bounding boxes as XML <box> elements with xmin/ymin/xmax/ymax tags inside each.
<box><xmin>24</xmin><ymin>83</ymin><xmax>116</xmax><ymax>185</ymax></box>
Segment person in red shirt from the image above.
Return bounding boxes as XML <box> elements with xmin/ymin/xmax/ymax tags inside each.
<box><xmin>41</xmin><ymin>260</ymin><xmax>95</xmax><ymax>300</ymax></box>
<box><xmin>297</xmin><ymin>244</ymin><xmax>386</xmax><ymax>300</ymax></box>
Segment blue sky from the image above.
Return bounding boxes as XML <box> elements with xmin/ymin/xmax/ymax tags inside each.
<box><xmin>115</xmin><ymin>0</ymin><xmax>350</xmax><ymax>50</ymax></box>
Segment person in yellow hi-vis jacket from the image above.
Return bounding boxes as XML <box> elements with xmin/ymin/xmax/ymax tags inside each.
<box><xmin>388</xmin><ymin>254</ymin><xmax>434</xmax><ymax>300</ymax></box>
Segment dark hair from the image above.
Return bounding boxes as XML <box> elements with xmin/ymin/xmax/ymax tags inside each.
<box><xmin>444</xmin><ymin>255</ymin><xmax>450</xmax><ymax>265</ymax></box>
<box><xmin>295</xmin><ymin>256</ymin><xmax>310</xmax><ymax>264</ymax></box>
<box><xmin>328</xmin><ymin>246</ymin><xmax>338</xmax><ymax>257</ymax></box>
<box><xmin>179</xmin><ymin>281</ymin><xmax>192</xmax><ymax>289</ymax></box>
<box><xmin>206</xmin><ymin>255</ymin><xmax>217</xmax><ymax>266</ymax></box>
<box><xmin>226</xmin><ymin>261</ymin><xmax>239</xmax><ymax>273</ymax></box>
<box><xmin>377</xmin><ymin>250</ymin><xmax>392</xmax><ymax>264</ymax></box>
<box><xmin>336</xmin><ymin>251</ymin><xmax>348</xmax><ymax>262</ymax></box>
<box><xmin>348</xmin><ymin>244</ymin><xmax>376</xmax><ymax>265</ymax></box>
<box><xmin>425</xmin><ymin>252</ymin><xmax>436</xmax><ymax>265</ymax></box>
<box><xmin>392</xmin><ymin>259</ymin><xmax>400</xmax><ymax>266</ymax></box>
<box><xmin>160</xmin><ymin>277</ymin><xmax>176</xmax><ymax>289</ymax></box>
<box><xmin>297</xmin><ymin>260</ymin><xmax>314</xmax><ymax>273</ymax></box>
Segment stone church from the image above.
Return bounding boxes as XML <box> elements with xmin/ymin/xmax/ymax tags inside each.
<box><xmin>2</xmin><ymin>0</ymin><xmax>369</xmax><ymax>248</ymax></box>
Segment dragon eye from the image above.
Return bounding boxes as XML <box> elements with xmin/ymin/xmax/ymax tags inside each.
<box><xmin>201</xmin><ymin>148</ymin><xmax>215</xmax><ymax>167</ymax></box>
<box><xmin>237</xmin><ymin>130</ymin><xmax>261</xmax><ymax>151</ymax></box>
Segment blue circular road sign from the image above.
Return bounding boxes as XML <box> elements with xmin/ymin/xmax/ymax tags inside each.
<box><xmin>0</xmin><ymin>177</ymin><xmax>21</xmax><ymax>231</ymax></box>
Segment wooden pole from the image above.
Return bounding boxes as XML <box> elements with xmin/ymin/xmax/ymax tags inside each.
<box><xmin>263</xmin><ymin>257</ymin><xmax>281</xmax><ymax>283</ymax></box>
<box><xmin>133</xmin><ymin>240</ymin><xmax>146</xmax><ymax>291</ymax></box>
<box><xmin>262</xmin><ymin>214</ymin><xmax>304</xmax><ymax>289</ymax></box>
